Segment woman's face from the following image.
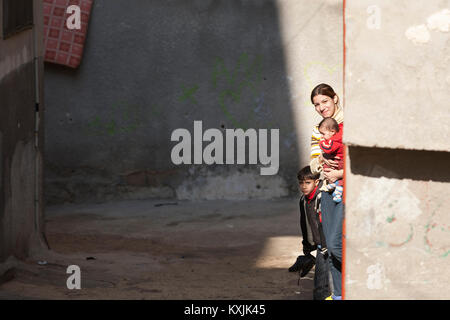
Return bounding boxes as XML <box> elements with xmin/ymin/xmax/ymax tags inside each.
<box><xmin>312</xmin><ymin>94</ymin><xmax>337</xmax><ymax>118</ymax></box>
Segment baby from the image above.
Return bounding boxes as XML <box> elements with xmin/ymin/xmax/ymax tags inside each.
<box><xmin>318</xmin><ymin>117</ymin><xmax>344</xmax><ymax>203</ymax></box>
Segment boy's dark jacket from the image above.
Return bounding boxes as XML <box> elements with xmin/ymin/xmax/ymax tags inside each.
<box><xmin>299</xmin><ymin>181</ymin><xmax>327</xmax><ymax>255</ymax></box>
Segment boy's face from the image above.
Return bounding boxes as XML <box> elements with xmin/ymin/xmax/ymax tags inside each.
<box><xmin>299</xmin><ymin>179</ymin><xmax>319</xmax><ymax>196</ymax></box>
<box><xmin>319</xmin><ymin>127</ymin><xmax>336</xmax><ymax>140</ymax></box>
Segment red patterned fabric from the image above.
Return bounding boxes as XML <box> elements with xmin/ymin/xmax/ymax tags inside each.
<box><xmin>43</xmin><ymin>0</ymin><xmax>93</xmax><ymax>68</ymax></box>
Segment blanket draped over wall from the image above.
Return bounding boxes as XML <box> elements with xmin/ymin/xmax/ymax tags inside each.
<box><xmin>43</xmin><ymin>0</ymin><xmax>93</xmax><ymax>68</ymax></box>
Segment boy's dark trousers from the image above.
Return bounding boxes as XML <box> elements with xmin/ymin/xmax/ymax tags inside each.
<box><xmin>313</xmin><ymin>249</ymin><xmax>331</xmax><ymax>300</ymax></box>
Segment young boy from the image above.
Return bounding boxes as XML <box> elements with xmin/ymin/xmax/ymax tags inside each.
<box><xmin>318</xmin><ymin>117</ymin><xmax>344</xmax><ymax>203</ymax></box>
<box><xmin>289</xmin><ymin>166</ymin><xmax>330</xmax><ymax>300</ymax></box>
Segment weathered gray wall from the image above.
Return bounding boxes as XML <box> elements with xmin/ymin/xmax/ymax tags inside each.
<box><xmin>0</xmin><ymin>0</ymin><xmax>45</xmax><ymax>263</ymax></box>
<box><xmin>344</xmin><ymin>0</ymin><xmax>450</xmax><ymax>299</ymax></box>
<box><xmin>44</xmin><ymin>0</ymin><xmax>343</xmax><ymax>204</ymax></box>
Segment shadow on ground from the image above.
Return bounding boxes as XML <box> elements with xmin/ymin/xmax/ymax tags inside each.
<box><xmin>0</xmin><ymin>199</ymin><xmax>314</xmax><ymax>300</ymax></box>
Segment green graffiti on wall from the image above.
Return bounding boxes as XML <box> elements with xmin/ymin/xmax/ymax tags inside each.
<box><xmin>84</xmin><ymin>101</ymin><xmax>145</xmax><ymax>136</ymax></box>
<box><xmin>179</xmin><ymin>84</ymin><xmax>200</xmax><ymax>105</ymax></box>
<box><xmin>211</xmin><ymin>53</ymin><xmax>263</xmax><ymax>129</ymax></box>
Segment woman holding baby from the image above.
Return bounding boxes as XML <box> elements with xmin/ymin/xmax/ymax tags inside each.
<box><xmin>309</xmin><ymin>83</ymin><xmax>344</xmax><ymax>300</ymax></box>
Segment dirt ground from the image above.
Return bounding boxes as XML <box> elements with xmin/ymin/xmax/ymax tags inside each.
<box><xmin>0</xmin><ymin>198</ymin><xmax>316</xmax><ymax>300</ymax></box>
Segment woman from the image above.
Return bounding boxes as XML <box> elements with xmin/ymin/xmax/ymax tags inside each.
<box><xmin>309</xmin><ymin>83</ymin><xmax>344</xmax><ymax>300</ymax></box>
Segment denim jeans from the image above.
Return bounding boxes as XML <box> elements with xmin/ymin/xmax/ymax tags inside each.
<box><xmin>320</xmin><ymin>190</ymin><xmax>343</xmax><ymax>297</ymax></box>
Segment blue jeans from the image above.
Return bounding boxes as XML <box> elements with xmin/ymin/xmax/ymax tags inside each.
<box><xmin>321</xmin><ymin>190</ymin><xmax>343</xmax><ymax>297</ymax></box>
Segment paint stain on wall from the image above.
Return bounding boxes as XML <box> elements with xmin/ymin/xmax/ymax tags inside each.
<box><xmin>405</xmin><ymin>8</ymin><xmax>450</xmax><ymax>45</ymax></box>
<box><xmin>424</xmin><ymin>204</ymin><xmax>450</xmax><ymax>258</ymax></box>
<box><xmin>405</xmin><ymin>24</ymin><xmax>431</xmax><ymax>44</ymax></box>
<box><xmin>366</xmin><ymin>262</ymin><xmax>387</xmax><ymax>290</ymax></box>
<box><xmin>427</xmin><ymin>9</ymin><xmax>450</xmax><ymax>32</ymax></box>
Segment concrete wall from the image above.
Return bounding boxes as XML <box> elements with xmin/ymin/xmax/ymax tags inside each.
<box><xmin>0</xmin><ymin>0</ymin><xmax>46</xmax><ymax>263</ymax></box>
<box><xmin>344</xmin><ymin>0</ymin><xmax>450</xmax><ymax>299</ymax></box>
<box><xmin>44</xmin><ymin>0</ymin><xmax>343</xmax><ymax>204</ymax></box>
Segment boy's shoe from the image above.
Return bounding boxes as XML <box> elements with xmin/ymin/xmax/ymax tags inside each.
<box><xmin>288</xmin><ymin>257</ymin><xmax>302</xmax><ymax>272</ymax></box>
<box><xmin>288</xmin><ymin>255</ymin><xmax>315</xmax><ymax>277</ymax></box>
<box><xmin>325</xmin><ymin>295</ymin><xmax>342</xmax><ymax>300</ymax></box>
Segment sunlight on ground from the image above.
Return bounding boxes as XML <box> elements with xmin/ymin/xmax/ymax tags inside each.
<box><xmin>254</xmin><ymin>236</ymin><xmax>301</xmax><ymax>269</ymax></box>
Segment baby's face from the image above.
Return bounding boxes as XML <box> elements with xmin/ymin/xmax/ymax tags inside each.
<box><xmin>319</xmin><ymin>128</ymin><xmax>335</xmax><ymax>140</ymax></box>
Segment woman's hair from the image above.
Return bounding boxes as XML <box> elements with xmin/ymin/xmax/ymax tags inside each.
<box><xmin>310</xmin><ymin>83</ymin><xmax>338</xmax><ymax>104</ymax></box>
